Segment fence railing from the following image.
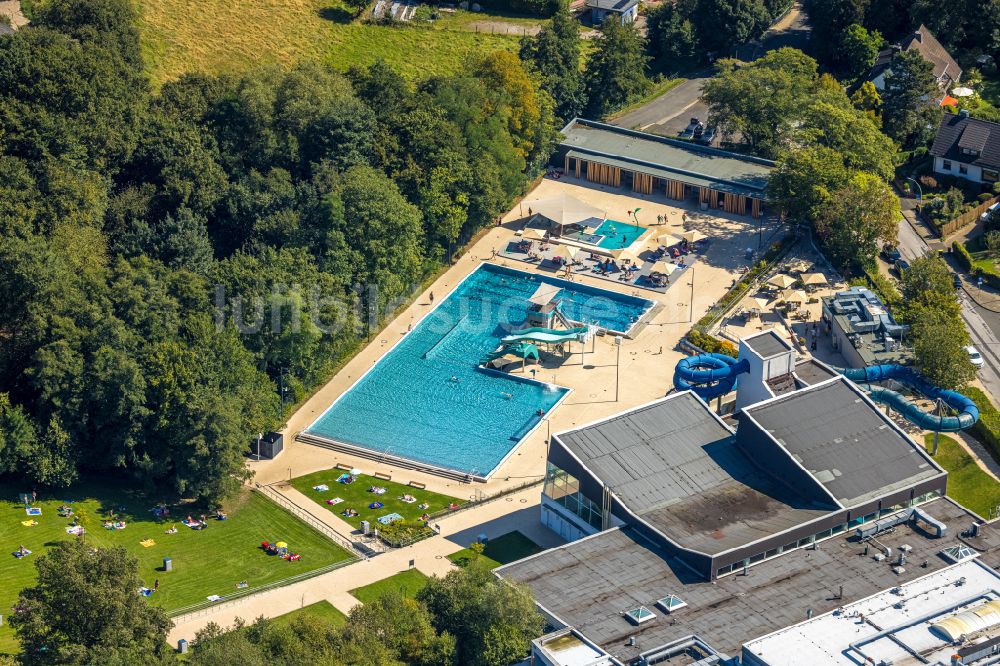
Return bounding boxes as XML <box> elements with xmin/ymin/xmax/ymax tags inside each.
<box><xmin>167</xmin><ymin>556</ymin><xmax>357</xmax><ymax>621</ymax></box>
<box><xmin>937</xmin><ymin>195</ymin><xmax>1000</xmax><ymax>238</ymax></box>
<box><xmin>256</xmin><ymin>485</ymin><xmax>382</xmax><ymax>557</ymax></box>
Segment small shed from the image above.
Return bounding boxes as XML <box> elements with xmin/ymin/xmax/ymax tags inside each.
<box><xmin>250</xmin><ymin>432</ymin><xmax>284</xmax><ymax>460</ymax></box>
<box><xmin>585</xmin><ymin>0</ymin><xmax>638</xmax><ymax>25</ymax></box>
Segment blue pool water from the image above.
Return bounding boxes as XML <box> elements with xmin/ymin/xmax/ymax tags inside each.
<box><xmin>592</xmin><ymin>219</ymin><xmax>646</xmax><ymax>249</ymax></box>
<box><xmin>306</xmin><ymin>263</ymin><xmax>653</xmax><ymax>477</ymax></box>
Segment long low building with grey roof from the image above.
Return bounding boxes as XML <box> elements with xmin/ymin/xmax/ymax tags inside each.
<box><xmin>554</xmin><ymin>119</ymin><xmax>775</xmax><ymax>218</ymax></box>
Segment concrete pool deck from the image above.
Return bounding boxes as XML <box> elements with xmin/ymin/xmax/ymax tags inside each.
<box><xmin>247</xmin><ymin>176</ymin><xmax>778</xmax><ymax>500</ymax></box>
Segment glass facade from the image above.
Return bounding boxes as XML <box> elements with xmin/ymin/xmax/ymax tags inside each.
<box><xmin>714</xmin><ymin>491</ymin><xmax>941</xmax><ymax>579</ymax></box>
<box><xmin>543</xmin><ymin>462</ymin><xmax>605</xmax><ymax>531</ymax></box>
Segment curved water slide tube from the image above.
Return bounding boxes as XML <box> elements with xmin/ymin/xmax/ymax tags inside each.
<box><xmin>501</xmin><ymin>327</ymin><xmax>590</xmax><ymax>345</ymax></box>
<box><xmin>481</xmin><ymin>341</ymin><xmax>540</xmax><ymax>365</ymax></box>
<box><xmin>836</xmin><ymin>364</ymin><xmax>979</xmax><ymax>432</ymax></box>
<box><xmin>673</xmin><ymin>353</ymin><xmax>750</xmax><ymax>400</ymax></box>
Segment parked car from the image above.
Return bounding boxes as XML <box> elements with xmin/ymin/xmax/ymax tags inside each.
<box><xmin>981</xmin><ymin>202</ymin><xmax>1000</xmax><ymax>222</ymax></box>
<box><xmin>894</xmin><ymin>258</ymin><xmax>910</xmax><ymax>274</ymax></box>
<box><xmin>680</xmin><ymin>117</ymin><xmax>703</xmax><ymax>139</ymax></box>
<box><xmin>881</xmin><ymin>244</ymin><xmax>901</xmax><ymax>262</ymax></box>
<box><xmin>966</xmin><ymin>345</ymin><xmax>985</xmax><ymax>369</ymax></box>
<box><xmin>698</xmin><ymin>127</ymin><xmax>717</xmax><ymax>145</ymax></box>
<box><xmin>953</xmin><ymin>273</ymin><xmax>962</xmax><ymax>289</ymax></box>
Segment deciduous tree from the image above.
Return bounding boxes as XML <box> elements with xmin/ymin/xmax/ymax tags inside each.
<box><xmin>815</xmin><ymin>172</ymin><xmax>899</xmax><ymax>269</ymax></box>
<box><xmin>583</xmin><ymin>18</ymin><xmax>650</xmax><ymax>118</ymax></box>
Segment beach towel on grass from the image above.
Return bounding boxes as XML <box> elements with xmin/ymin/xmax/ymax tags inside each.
<box><xmin>21</xmin><ymin>520</ymin><xmax>37</xmax><ymax>527</ymax></box>
<box><xmin>378</xmin><ymin>513</ymin><xmax>403</xmax><ymax>525</ymax></box>
<box><xmin>312</xmin><ymin>484</ymin><xmax>329</xmax><ymax>492</ymax></box>
<box><xmin>140</xmin><ymin>539</ymin><xmax>156</xmax><ymax>548</ymax></box>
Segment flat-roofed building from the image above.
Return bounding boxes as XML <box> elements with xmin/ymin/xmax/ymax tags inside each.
<box><xmin>555</xmin><ymin>119</ymin><xmax>775</xmax><ymax>218</ymax></box>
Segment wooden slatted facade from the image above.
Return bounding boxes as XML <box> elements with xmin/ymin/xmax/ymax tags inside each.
<box><xmin>632</xmin><ymin>172</ymin><xmax>654</xmax><ymax>194</ymax></box>
<box><xmin>561</xmin><ymin>148</ymin><xmax>767</xmax><ymax>218</ymax></box>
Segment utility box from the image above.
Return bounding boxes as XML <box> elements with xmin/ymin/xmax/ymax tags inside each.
<box><xmin>361</xmin><ymin>520</ymin><xmax>370</xmax><ymax>536</ymax></box>
<box><xmin>177</xmin><ymin>639</ymin><xmax>188</xmax><ymax>654</ymax></box>
<box><xmin>250</xmin><ymin>432</ymin><xmax>284</xmax><ymax>460</ymax></box>
<box><xmin>163</xmin><ymin>557</ymin><xmax>172</xmax><ymax>572</ymax></box>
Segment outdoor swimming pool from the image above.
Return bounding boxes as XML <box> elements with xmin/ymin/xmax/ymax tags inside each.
<box><xmin>565</xmin><ymin>219</ymin><xmax>647</xmax><ymax>250</ymax></box>
<box><xmin>305</xmin><ymin>263</ymin><xmax>654</xmax><ymax>478</ymax></box>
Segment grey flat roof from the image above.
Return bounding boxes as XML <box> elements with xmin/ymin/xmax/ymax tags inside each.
<box><xmin>744</xmin><ymin>379</ymin><xmax>942</xmax><ymax>506</ymax></box>
<box><xmin>744</xmin><ymin>330</ymin><xmax>791</xmax><ymax>358</ymax></box>
<box><xmin>561</xmin><ymin>120</ymin><xmax>774</xmax><ymax>198</ymax></box>
<box><xmin>585</xmin><ymin>0</ymin><xmax>637</xmax><ymax>11</ymax></box>
<box><xmin>793</xmin><ymin>359</ymin><xmax>837</xmax><ymax>387</ymax></box>
<box><xmin>555</xmin><ymin>393</ymin><xmax>829</xmax><ymax>555</ymax></box>
<box><xmin>500</xmin><ymin>498</ymin><xmax>992</xmax><ymax>663</ymax></box>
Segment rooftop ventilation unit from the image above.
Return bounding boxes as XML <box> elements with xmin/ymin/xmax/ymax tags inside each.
<box><xmin>941</xmin><ymin>544</ymin><xmax>980</xmax><ymax>564</ymax></box>
<box><xmin>624</xmin><ymin>606</ymin><xmax>656</xmax><ymax>625</ymax></box>
<box><xmin>655</xmin><ymin>595</ymin><xmax>688</xmax><ymax>614</ymax></box>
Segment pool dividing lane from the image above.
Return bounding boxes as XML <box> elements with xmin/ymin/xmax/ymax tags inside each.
<box><xmin>305</xmin><ymin>264</ymin><xmax>653</xmax><ymax>479</ymax></box>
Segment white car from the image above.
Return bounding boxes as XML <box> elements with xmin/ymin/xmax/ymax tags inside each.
<box><xmin>982</xmin><ymin>202</ymin><xmax>1000</xmax><ymax>222</ymax></box>
<box><xmin>966</xmin><ymin>345</ymin><xmax>985</xmax><ymax>369</ymax></box>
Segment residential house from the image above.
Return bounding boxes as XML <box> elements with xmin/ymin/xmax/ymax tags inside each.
<box><xmin>869</xmin><ymin>24</ymin><xmax>961</xmax><ymax>91</ymax></box>
<box><xmin>584</xmin><ymin>0</ymin><xmax>638</xmax><ymax>26</ymax></box>
<box><xmin>930</xmin><ymin>110</ymin><xmax>1000</xmax><ymax>186</ymax></box>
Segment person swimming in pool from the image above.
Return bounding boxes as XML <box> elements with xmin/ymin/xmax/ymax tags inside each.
<box><xmin>450</xmin><ymin>375</ymin><xmax>460</xmax><ymax>383</ymax></box>
<box><xmin>501</xmin><ymin>392</ymin><xmax>513</xmax><ymax>399</ymax></box>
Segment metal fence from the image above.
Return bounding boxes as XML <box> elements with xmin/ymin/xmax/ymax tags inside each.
<box><xmin>256</xmin><ymin>484</ymin><xmax>382</xmax><ymax>557</ymax></box>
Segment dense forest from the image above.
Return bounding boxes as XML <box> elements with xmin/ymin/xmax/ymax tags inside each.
<box><xmin>0</xmin><ymin>0</ymin><xmax>559</xmax><ymax>502</ymax></box>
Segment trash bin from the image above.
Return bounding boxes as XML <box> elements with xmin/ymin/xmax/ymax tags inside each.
<box><xmin>360</xmin><ymin>520</ymin><xmax>370</xmax><ymax>536</ymax></box>
<box><xmin>177</xmin><ymin>639</ymin><xmax>188</xmax><ymax>654</ymax></box>
<box><xmin>163</xmin><ymin>557</ymin><xmax>172</xmax><ymax>572</ymax></box>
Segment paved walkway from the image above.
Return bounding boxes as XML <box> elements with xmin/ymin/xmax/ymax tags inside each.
<box><xmin>167</xmin><ymin>484</ymin><xmax>560</xmax><ymax>644</ymax></box>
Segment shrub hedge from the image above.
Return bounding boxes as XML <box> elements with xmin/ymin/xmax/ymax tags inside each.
<box><xmin>963</xmin><ymin>386</ymin><xmax>1000</xmax><ymax>461</ymax></box>
<box><xmin>954</xmin><ymin>240</ymin><xmax>974</xmax><ymax>271</ymax></box>
<box><xmin>687</xmin><ymin>329</ymin><xmax>738</xmax><ymax>357</ymax></box>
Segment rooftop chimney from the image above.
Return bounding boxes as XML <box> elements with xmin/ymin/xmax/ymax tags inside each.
<box><xmin>959</xmin><ymin>109</ymin><xmax>970</xmax><ymax>118</ymax></box>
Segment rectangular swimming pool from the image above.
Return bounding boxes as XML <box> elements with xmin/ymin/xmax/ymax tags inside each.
<box><xmin>564</xmin><ymin>219</ymin><xmax>647</xmax><ymax>250</ymax></box>
<box><xmin>305</xmin><ymin>263</ymin><xmax>654</xmax><ymax>479</ymax></box>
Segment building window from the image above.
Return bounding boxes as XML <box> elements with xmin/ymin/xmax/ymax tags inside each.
<box><xmin>943</xmin><ymin>160</ymin><xmax>953</xmax><ymax>170</ymax></box>
<box><xmin>960</xmin><ymin>165</ymin><xmax>969</xmax><ymax>175</ymax></box>
<box><xmin>543</xmin><ymin>462</ymin><xmax>604</xmax><ymax>531</ymax></box>
<box><xmin>984</xmin><ymin>169</ymin><xmax>999</xmax><ymax>183</ymax></box>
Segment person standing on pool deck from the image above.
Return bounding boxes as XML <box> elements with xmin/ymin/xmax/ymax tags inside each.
<box><xmin>429</xmin><ymin>291</ymin><xmax>434</xmax><ymax>304</ymax></box>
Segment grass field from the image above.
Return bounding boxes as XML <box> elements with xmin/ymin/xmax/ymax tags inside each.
<box><xmin>0</xmin><ymin>483</ymin><xmax>354</xmax><ymax>654</ymax></box>
<box><xmin>447</xmin><ymin>530</ymin><xmax>542</xmax><ymax>569</ymax></box>
<box><xmin>926</xmin><ymin>433</ymin><xmax>1000</xmax><ymax>518</ymax></box>
<box><xmin>350</xmin><ymin>568</ymin><xmax>429</xmax><ymax>604</ymax></box>
<box><xmin>273</xmin><ymin>599</ymin><xmax>348</xmax><ymax>628</ymax></box>
<box><xmin>135</xmin><ymin>0</ymin><xmax>530</xmax><ymax>86</ymax></box>
<box><xmin>289</xmin><ymin>470</ymin><xmax>464</xmax><ymax>530</ymax></box>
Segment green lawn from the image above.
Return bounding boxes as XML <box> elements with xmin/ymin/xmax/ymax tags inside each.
<box><xmin>136</xmin><ymin>0</ymin><xmax>527</xmax><ymax>86</ymax></box>
<box><xmin>273</xmin><ymin>600</ymin><xmax>348</xmax><ymax>628</ymax></box>
<box><xmin>447</xmin><ymin>530</ymin><xmax>542</xmax><ymax>569</ymax></box>
<box><xmin>350</xmin><ymin>568</ymin><xmax>429</xmax><ymax>605</ymax></box>
<box><xmin>926</xmin><ymin>433</ymin><xmax>1000</xmax><ymax>517</ymax></box>
<box><xmin>0</xmin><ymin>483</ymin><xmax>354</xmax><ymax>654</ymax></box>
<box><xmin>289</xmin><ymin>470</ymin><xmax>464</xmax><ymax>531</ymax></box>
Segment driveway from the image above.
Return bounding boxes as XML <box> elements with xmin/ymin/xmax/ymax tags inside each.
<box><xmin>608</xmin><ymin>3</ymin><xmax>811</xmax><ymax>139</ymax></box>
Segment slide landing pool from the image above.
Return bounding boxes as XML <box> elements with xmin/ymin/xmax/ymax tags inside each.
<box><xmin>305</xmin><ymin>263</ymin><xmax>653</xmax><ymax>479</ymax></box>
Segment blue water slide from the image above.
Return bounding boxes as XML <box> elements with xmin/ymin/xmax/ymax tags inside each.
<box><xmin>501</xmin><ymin>327</ymin><xmax>590</xmax><ymax>345</ymax></box>
<box><xmin>836</xmin><ymin>364</ymin><xmax>979</xmax><ymax>432</ymax></box>
<box><xmin>673</xmin><ymin>353</ymin><xmax>751</xmax><ymax>399</ymax></box>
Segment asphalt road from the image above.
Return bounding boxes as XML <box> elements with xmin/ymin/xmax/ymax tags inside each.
<box><xmin>609</xmin><ymin>3</ymin><xmax>811</xmax><ymax>138</ymax></box>
<box><xmin>895</xmin><ymin>217</ymin><xmax>1000</xmax><ymax>401</ymax></box>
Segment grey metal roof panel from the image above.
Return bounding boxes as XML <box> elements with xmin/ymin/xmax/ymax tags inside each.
<box><xmin>499</xmin><ymin>499</ymin><xmax>983</xmax><ymax>663</ymax></box>
<box><xmin>743</xmin><ymin>379</ymin><xmax>941</xmax><ymax>506</ymax></box>
<box><xmin>744</xmin><ymin>330</ymin><xmax>791</xmax><ymax>358</ymax></box>
<box><xmin>560</xmin><ymin>120</ymin><xmax>775</xmax><ymax>195</ymax></box>
<box><xmin>584</xmin><ymin>0</ymin><xmax>637</xmax><ymax>11</ymax></box>
<box><xmin>958</xmin><ymin>123</ymin><xmax>992</xmax><ymax>152</ymax></box>
<box><xmin>556</xmin><ymin>393</ymin><xmax>828</xmax><ymax>555</ymax></box>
